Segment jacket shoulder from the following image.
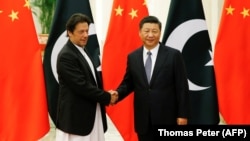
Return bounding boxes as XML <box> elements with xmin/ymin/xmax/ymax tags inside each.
<box><xmin>159</xmin><ymin>42</ymin><xmax>179</xmax><ymax>51</ymax></box>
<box><xmin>129</xmin><ymin>46</ymin><xmax>143</xmax><ymax>56</ymax></box>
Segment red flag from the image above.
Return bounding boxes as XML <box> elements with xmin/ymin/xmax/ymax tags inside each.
<box><xmin>102</xmin><ymin>0</ymin><xmax>148</xmax><ymax>140</ymax></box>
<box><xmin>0</xmin><ymin>0</ymin><xmax>50</xmax><ymax>140</ymax></box>
<box><xmin>214</xmin><ymin>0</ymin><xmax>250</xmax><ymax>124</ymax></box>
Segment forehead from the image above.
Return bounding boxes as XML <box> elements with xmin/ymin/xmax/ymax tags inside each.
<box><xmin>75</xmin><ymin>22</ymin><xmax>89</xmax><ymax>30</ymax></box>
<box><xmin>141</xmin><ymin>23</ymin><xmax>160</xmax><ymax>29</ymax></box>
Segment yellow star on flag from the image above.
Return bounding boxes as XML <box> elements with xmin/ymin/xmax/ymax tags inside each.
<box><xmin>129</xmin><ymin>8</ymin><xmax>138</xmax><ymax>19</ymax></box>
<box><xmin>226</xmin><ymin>5</ymin><xmax>234</xmax><ymax>15</ymax></box>
<box><xmin>9</xmin><ymin>10</ymin><xmax>19</xmax><ymax>21</ymax></box>
<box><xmin>24</xmin><ymin>0</ymin><xmax>31</xmax><ymax>9</ymax></box>
<box><xmin>115</xmin><ymin>5</ymin><xmax>123</xmax><ymax>16</ymax></box>
<box><xmin>241</xmin><ymin>8</ymin><xmax>250</xmax><ymax>18</ymax></box>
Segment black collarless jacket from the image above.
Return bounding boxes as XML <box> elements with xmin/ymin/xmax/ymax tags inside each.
<box><xmin>56</xmin><ymin>40</ymin><xmax>111</xmax><ymax>136</ymax></box>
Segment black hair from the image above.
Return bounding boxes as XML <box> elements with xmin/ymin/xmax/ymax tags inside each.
<box><xmin>66</xmin><ymin>13</ymin><xmax>92</xmax><ymax>36</ymax></box>
<box><xmin>139</xmin><ymin>15</ymin><xmax>162</xmax><ymax>30</ymax></box>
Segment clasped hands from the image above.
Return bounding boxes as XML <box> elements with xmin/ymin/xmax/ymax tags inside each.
<box><xmin>108</xmin><ymin>90</ymin><xmax>118</xmax><ymax>105</ymax></box>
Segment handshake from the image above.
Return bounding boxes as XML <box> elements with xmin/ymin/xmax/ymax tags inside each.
<box><xmin>108</xmin><ymin>90</ymin><xmax>118</xmax><ymax>105</ymax></box>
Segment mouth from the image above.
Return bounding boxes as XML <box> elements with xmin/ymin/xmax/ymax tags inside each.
<box><xmin>81</xmin><ymin>39</ymin><xmax>87</xmax><ymax>42</ymax></box>
<box><xmin>147</xmin><ymin>40</ymin><xmax>154</xmax><ymax>43</ymax></box>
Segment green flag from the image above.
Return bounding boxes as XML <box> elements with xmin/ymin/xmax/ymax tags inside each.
<box><xmin>43</xmin><ymin>0</ymin><xmax>101</xmax><ymax>124</ymax></box>
<box><xmin>162</xmin><ymin>0</ymin><xmax>219</xmax><ymax>124</ymax></box>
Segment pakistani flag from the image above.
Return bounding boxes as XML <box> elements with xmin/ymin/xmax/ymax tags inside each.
<box><xmin>43</xmin><ymin>0</ymin><xmax>101</xmax><ymax>124</ymax></box>
<box><xmin>162</xmin><ymin>0</ymin><xmax>219</xmax><ymax>124</ymax></box>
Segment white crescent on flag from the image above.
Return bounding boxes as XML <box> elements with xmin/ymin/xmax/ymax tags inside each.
<box><xmin>165</xmin><ymin>19</ymin><xmax>211</xmax><ymax>91</ymax></box>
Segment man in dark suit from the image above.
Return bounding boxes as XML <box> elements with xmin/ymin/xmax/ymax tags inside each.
<box><xmin>55</xmin><ymin>13</ymin><xmax>117</xmax><ymax>141</ymax></box>
<box><xmin>113</xmin><ymin>16</ymin><xmax>189</xmax><ymax>141</ymax></box>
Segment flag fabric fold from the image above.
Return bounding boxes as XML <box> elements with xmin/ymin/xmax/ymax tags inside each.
<box><xmin>102</xmin><ymin>0</ymin><xmax>148</xmax><ymax>140</ymax></box>
<box><xmin>162</xmin><ymin>0</ymin><xmax>219</xmax><ymax>124</ymax></box>
<box><xmin>214</xmin><ymin>0</ymin><xmax>250</xmax><ymax>124</ymax></box>
<box><xmin>0</xmin><ymin>0</ymin><xmax>49</xmax><ymax>140</ymax></box>
<box><xmin>43</xmin><ymin>0</ymin><xmax>101</xmax><ymax>124</ymax></box>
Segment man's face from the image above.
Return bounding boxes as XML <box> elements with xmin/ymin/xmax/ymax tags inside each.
<box><xmin>68</xmin><ymin>22</ymin><xmax>89</xmax><ymax>47</ymax></box>
<box><xmin>139</xmin><ymin>23</ymin><xmax>161</xmax><ymax>49</ymax></box>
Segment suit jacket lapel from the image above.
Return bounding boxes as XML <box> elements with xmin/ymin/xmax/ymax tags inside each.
<box><xmin>137</xmin><ymin>46</ymin><xmax>168</xmax><ymax>86</ymax></box>
<box><xmin>150</xmin><ymin>44</ymin><xmax>168</xmax><ymax>85</ymax></box>
<box><xmin>85</xmin><ymin>49</ymin><xmax>102</xmax><ymax>87</ymax></box>
<box><xmin>68</xmin><ymin>41</ymin><xmax>98</xmax><ymax>87</ymax></box>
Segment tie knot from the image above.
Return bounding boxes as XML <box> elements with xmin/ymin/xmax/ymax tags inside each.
<box><xmin>147</xmin><ymin>51</ymin><xmax>152</xmax><ymax>56</ymax></box>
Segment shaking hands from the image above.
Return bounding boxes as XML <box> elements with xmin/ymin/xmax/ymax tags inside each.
<box><xmin>108</xmin><ymin>90</ymin><xmax>118</xmax><ymax>106</ymax></box>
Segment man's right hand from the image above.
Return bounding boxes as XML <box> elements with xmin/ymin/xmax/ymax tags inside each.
<box><xmin>108</xmin><ymin>90</ymin><xmax>118</xmax><ymax>105</ymax></box>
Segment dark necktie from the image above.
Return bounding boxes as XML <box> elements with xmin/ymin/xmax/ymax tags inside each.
<box><xmin>145</xmin><ymin>51</ymin><xmax>152</xmax><ymax>83</ymax></box>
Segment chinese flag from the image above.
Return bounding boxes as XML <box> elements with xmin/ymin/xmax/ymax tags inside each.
<box><xmin>102</xmin><ymin>0</ymin><xmax>148</xmax><ymax>140</ymax></box>
<box><xmin>0</xmin><ymin>0</ymin><xmax>50</xmax><ymax>140</ymax></box>
<box><xmin>214</xmin><ymin>0</ymin><xmax>250</xmax><ymax>124</ymax></box>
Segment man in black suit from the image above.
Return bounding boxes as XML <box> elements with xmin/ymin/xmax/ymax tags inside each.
<box><xmin>113</xmin><ymin>16</ymin><xmax>189</xmax><ymax>141</ymax></box>
<box><xmin>55</xmin><ymin>13</ymin><xmax>117</xmax><ymax>141</ymax></box>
